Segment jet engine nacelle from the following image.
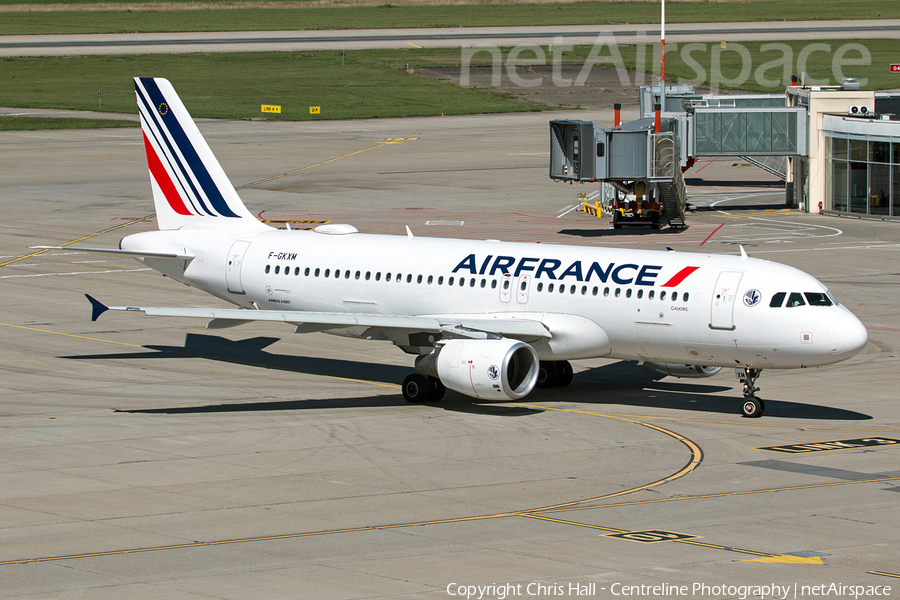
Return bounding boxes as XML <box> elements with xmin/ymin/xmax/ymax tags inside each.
<box><xmin>642</xmin><ymin>362</ymin><xmax>722</xmax><ymax>378</ymax></box>
<box><xmin>416</xmin><ymin>338</ymin><xmax>539</xmax><ymax>400</ymax></box>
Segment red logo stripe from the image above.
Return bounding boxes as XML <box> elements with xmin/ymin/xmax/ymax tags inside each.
<box><xmin>660</xmin><ymin>266</ymin><xmax>700</xmax><ymax>287</ymax></box>
<box><xmin>143</xmin><ymin>132</ymin><xmax>192</xmax><ymax>216</ymax></box>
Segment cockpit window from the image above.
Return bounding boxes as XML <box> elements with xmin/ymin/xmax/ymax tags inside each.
<box><xmin>826</xmin><ymin>291</ymin><xmax>840</xmax><ymax>306</ymax></box>
<box><xmin>770</xmin><ymin>292</ymin><xmax>786</xmax><ymax>307</ymax></box>
<box><xmin>805</xmin><ymin>292</ymin><xmax>833</xmax><ymax>306</ymax></box>
<box><xmin>786</xmin><ymin>292</ymin><xmax>806</xmax><ymax>307</ymax></box>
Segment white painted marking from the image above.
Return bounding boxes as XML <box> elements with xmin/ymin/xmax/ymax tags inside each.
<box><xmin>0</xmin><ymin>268</ymin><xmax>151</xmax><ymax>279</ymax></box>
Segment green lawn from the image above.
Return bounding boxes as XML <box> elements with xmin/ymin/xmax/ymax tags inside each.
<box><xmin>0</xmin><ymin>1</ymin><xmax>897</xmax><ymax>35</ymax></box>
<box><xmin>0</xmin><ymin>51</ymin><xmax>542</xmax><ymax>120</ymax></box>
<box><xmin>0</xmin><ymin>116</ymin><xmax>138</xmax><ymax>130</ymax></box>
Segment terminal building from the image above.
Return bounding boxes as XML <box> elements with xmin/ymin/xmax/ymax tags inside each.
<box><xmin>550</xmin><ymin>83</ymin><xmax>900</xmax><ymax>223</ymax></box>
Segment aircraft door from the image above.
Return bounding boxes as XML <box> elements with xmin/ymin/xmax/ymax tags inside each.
<box><xmin>226</xmin><ymin>240</ymin><xmax>251</xmax><ymax>294</ymax></box>
<box><xmin>499</xmin><ymin>274</ymin><xmax>512</xmax><ymax>303</ymax></box>
<box><xmin>515</xmin><ymin>275</ymin><xmax>531</xmax><ymax>304</ymax></box>
<box><xmin>709</xmin><ymin>271</ymin><xmax>742</xmax><ymax>330</ymax></box>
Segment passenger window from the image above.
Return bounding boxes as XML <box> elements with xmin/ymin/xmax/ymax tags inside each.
<box><xmin>438</xmin><ymin>276</ymin><xmax>444</xmax><ymax>285</ymax></box>
<box><xmin>355</xmin><ymin>271</ymin><xmax>361</xmax><ymax>280</ymax></box>
<box><xmin>625</xmin><ymin>288</ymin><xmax>632</xmax><ymax>298</ymax></box>
<box><xmin>469</xmin><ymin>278</ymin><xmax>475</xmax><ymax>287</ymax></box>
<box><xmin>324</xmin><ymin>269</ymin><xmax>330</xmax><ymax>277</ymax></box>
<box><xmin>265</xmin><ymin>265</ymin><xmax>270</xmax><ymax>274</ymax></box>
<box><xmin>305</xmin><ymin>267</ymin><xmax>310</xmax><ymax>276</ymax></box>
<box><xmin>314</xmin><ymin>268</ymin><xmax>320</xmax><ymax>277</ymax></box>
<box><xmin>345</xmin><ymin>270</ymin><xmax>350</xmax><ymax>279</ymax></box>
<box><xmin>397</xmin><ymin>273</ymin><xmax>402</xmax><ymax>282</ymax></box>
<box><xmin>581</xmin><ymin>285</ymin><xmax>587</xmax><ymax>295</ymax></box>
<box><xmin>386</xmin><ymin>273</ymin><xmax>392</xmax><ymax>282</ymax></box>
<box><xmin>787</xmin><ymin>292</ymin><xmax>805</xmax><ymax>307</ymax></box>
<box><xmin>805</xmin><ymin>292</ymin><xmax>832</xmax><ymax>306</ymax></box>
<box><xmin>648</xmin><ymin>290</ymin><xmax>654</xmax><ymax>300</ymax></box>
<box><xmin>548</xmin><ymin>283</ymin><xmax>555</xmax><ymax>292</ymax></box>
<box><xmin>461</xmin><ymin>278</ymin><xmax>466</xmax><ymax>287</ymax></box>
<box><xmin>520</xmin><ymin>281</ymin><xmax>526</xmax><ymax>291</ymax></box>
<box><xmin>417</xmin><ymin>275</ymin><xmax>422</xmax><ymax>284</ymax></box>
<box><xmin>503</xmin><ymin>280</ymin><xmax>510</xmax><ymax>290</ymax></box>
<box><xmin>537</xmin><ymin>282</ymin><xmax>543</xmax><ymax>292</ymax></box>
<box><xmin>427</xmin><ymin>275</ymin><xmax>433</xmax><ymax>284</ymax></box>
<box><xmin>615</xmin><ymin>288</ymin><xmax>621</xmax><ymax>297</ymax></box>
<box><xmin>481</xmin><ymin>279</ymin><xmax>486</xmax><ymax>288</ymax></box>
<box><xmin>770</xmin><ymin>292</ymin><xmax>785</xmax><ymax>307</ymax></box>
<box><xmin>561</xmin><ymin>285</ymin><xmax>566</xmax><ymax>294</ymax></box>
<box><xmin>365</xmin><ymin>271</ymin><xmax>371</xmax><ymax>280</ymax></box>
<box><xmin>274</xmin><ymin>265</ymin><xmax>280</xmax><ymax>275</ymax></box>
<box><xmin>491</xmin><ymin>280</ymin><xmax>497</xmax><ymax>289</ymax></box>
<box><xmin>286</xmin><ymin>268</ymin><xmax>290</xmax><ymax>276</ymax></box>
<box><xmin>660</xmin><ymin>291</ymin><xmax>666</xmax><ymax>300</ymax></box>
<box><xmin>294</xmin><ymin>267</ymin><xmax>300</xmax><ymax>276</ymax></box>
<box><xmin>671</xmin><ymin>292</ymin><xmax>678</xmax><ymax>301</ymax></box>
<box><xmin>636</xmin><ymin>289</ymin><xmax>643</xmax><ymax>299</ymax></box>
<box><xmin>448</xmin><ymin>276</ymin><xmax>454</xmax><ymax>285</ymax></box>
<box><xmin>375</xmin><ymin>272</ymin><xmax>381</xmax><ymax>281</ymax></box>
<box><xmin>335</xmin><ymin>269</ymin><xmax>340</xmax><ymax>278</ymax></box>
<box><xmin>603</xmin><ymin>287</ymin><xmax>609</xmax><ymax>297</ymax></box>
<box><xmin>407</xmin><ymin>274</ymin><xmax>412</xmax><ymax>283</ymax></box>
<box><xmin>592</xmin><ymin>286</ymin><xmax>598</xmax><ymax>296</ymax></box>
<box><xmin>683</xmin><ymin>292</ymin><xmax>689</xmax><ymax>302</ymax></box>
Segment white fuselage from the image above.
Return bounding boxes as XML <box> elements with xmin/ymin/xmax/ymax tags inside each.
<box><xmin>122</xmin><ymin>226</ymin><xmax>868</xmax><ymax>370</ymax></box>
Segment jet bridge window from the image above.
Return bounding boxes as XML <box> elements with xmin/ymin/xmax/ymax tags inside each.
<box><xmin>770</xmin><ymin>292</ymin><xmax>786</xmax><ymax>307</ymax></box>
<box><xmin>805</xmin><ymin>292</ymin><xmax>833</xmax><ymax>306</ymax></box>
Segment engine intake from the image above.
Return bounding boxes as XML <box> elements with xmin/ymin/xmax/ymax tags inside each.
<box><xmin>416</xmin><ymin>338</ymin><xmax>539</xmax><ymax>400</ymax></box>
<box><xmin>642</xmin><ymin>362</ymin><xmax>722</xmax><ymax>378</ymax></box>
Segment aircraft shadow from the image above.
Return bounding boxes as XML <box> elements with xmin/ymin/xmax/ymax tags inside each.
<box><xmin>538</xmin><ymin>362</ymin><xmax>872</xmax><ymax>421</ymax></box>
<box><xmin>684</xmin><ymin>178</ymin><xmax>784</xmax><ymax>188</ymax></box>
<box><xmin>69</xmin><ymin>334</ymin><xmax>870</xmax><ymax>421</ymax></box>
<box><xmin>69</xmin><ymin>333</ymin><xmax>539</xmax><ymax>418</ymax></box>
<box><xmin>559</xmin><ymin>227</ymin><xmax>686</xmax><ymax>238</ymax></box>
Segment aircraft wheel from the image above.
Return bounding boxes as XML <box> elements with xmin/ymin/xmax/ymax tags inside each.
<box><xmin>556</xmin><ymin>360</ymin><xmax>574</xmax><ymax>387</ymax></box>
<box><xmin>536</xmin><ymin>361</ymin><xmax>561</xmax><ymax>388</ymax></box>
<box><xmin>741</xmin><ymin>397</ymin><xmax>765</xmax><ymax>418</ymax></box>
<box><xmin>428</xmin><ymin>376</ymin><xmax>446</xmax><ymax>402</ymax></box>
<box><xmin>402</xmin><ymin>374</ymin><xmax>432</xmax><ymax>403</ymax></box>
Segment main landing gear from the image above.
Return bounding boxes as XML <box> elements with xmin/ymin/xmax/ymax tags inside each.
<box><xmin>735</xmin><ymin>368</ymin><xmax>764</xmax><ymax>418</ymax></box>
<box><xmin>536</xmin><ymin>360</ymin><xmax>573</xmax><ymax>389</ymax></box>
<box><xmin>402</xmin><ymin>373</ymin><xmax>445</xmax><ymax>403</ymax></box>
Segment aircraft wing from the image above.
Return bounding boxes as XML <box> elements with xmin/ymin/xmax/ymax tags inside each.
<box><xmin>85</xmin><ymin>295</ymin><xmax>552</xmax><ymax>340</ymax></box>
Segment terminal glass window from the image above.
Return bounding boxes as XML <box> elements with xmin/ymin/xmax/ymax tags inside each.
<box><xmin>827</xmin><ymin>134</ymin><xmax>899</xmax><ymax>217</ymax></box>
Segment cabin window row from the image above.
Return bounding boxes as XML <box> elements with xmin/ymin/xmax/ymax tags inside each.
<box><xmin>264</xmin><ymin>264</ymin><xmax>691</xmax><ymax>302</ymax></box>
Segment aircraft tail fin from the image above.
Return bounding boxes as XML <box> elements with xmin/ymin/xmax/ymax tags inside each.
<box><xmin>134</xmin><ymin>77</ymin><xmax>268</xmax><ymax>231</ymax></box>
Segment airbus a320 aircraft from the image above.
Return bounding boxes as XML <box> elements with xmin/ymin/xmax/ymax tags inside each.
<box><xmin>40</xmin><ymin>78</ymin><xmax>869</xmax><ymax>417</ymax></box>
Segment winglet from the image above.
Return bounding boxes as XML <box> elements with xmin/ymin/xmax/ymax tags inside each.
<box><xmin>740</xmin><ymin>245</ymin><xmax>748</xmax><ymax>260</ymax></box>
<box><xmin>85</xmin><ymin>294</ymin><xmax>109</xmax><ymax>322</ymax></box>
<box><xmin>406</xmin><ymin>226</ymin><xmax>414</xmax><ymax>239</ymax></box>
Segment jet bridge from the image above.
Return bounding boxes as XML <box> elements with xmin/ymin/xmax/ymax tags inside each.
<box><xmin>550</xmin><ymin>116</ymin><xmax>687</xmax><ymax>228</ymax></box>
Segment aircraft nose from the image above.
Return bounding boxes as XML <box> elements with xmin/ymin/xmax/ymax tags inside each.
<box><xmin>829</xmin><ymin>313</ymin><xmax>868</xmax><ymax>360</ymax></box>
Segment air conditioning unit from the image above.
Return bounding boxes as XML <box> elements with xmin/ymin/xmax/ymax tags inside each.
<box><xmin>849</xmin><ymin>105</ymin><xmax>870</xmax><ymax>115</ymax></box>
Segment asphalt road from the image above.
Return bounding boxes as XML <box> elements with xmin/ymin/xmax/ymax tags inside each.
<box><xmin>2</xmin><ymin>19</ymin><xmax>899</xmax><ymax>56</ymax></box>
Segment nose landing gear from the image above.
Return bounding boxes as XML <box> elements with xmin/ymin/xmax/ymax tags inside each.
<box><xmin>735</xmin><ymin>368</ymin><xmax>764</xmax><ymax>417</ymax></box>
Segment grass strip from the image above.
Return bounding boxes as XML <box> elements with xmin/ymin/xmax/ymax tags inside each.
<box><xmin>0</xmin><ymin>2</ymin><xmax>897</xmax><ymax>35</ymax></box>
<box><xmin>0</xmin><ymin>116</ymin><xmax>138</xmax><ymax>130</ymax></box>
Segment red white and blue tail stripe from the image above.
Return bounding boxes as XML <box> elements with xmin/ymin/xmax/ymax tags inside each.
<box><xmin>135</xmin><ymin>77</ymin><xmax>267</xmax><ymax>231</ymax></box>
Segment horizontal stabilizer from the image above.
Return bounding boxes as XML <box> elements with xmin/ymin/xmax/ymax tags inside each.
<box><xmin>33</xmin><ymin>246</ymin><xmax>194</xmax><ymax>261</ymax></box>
